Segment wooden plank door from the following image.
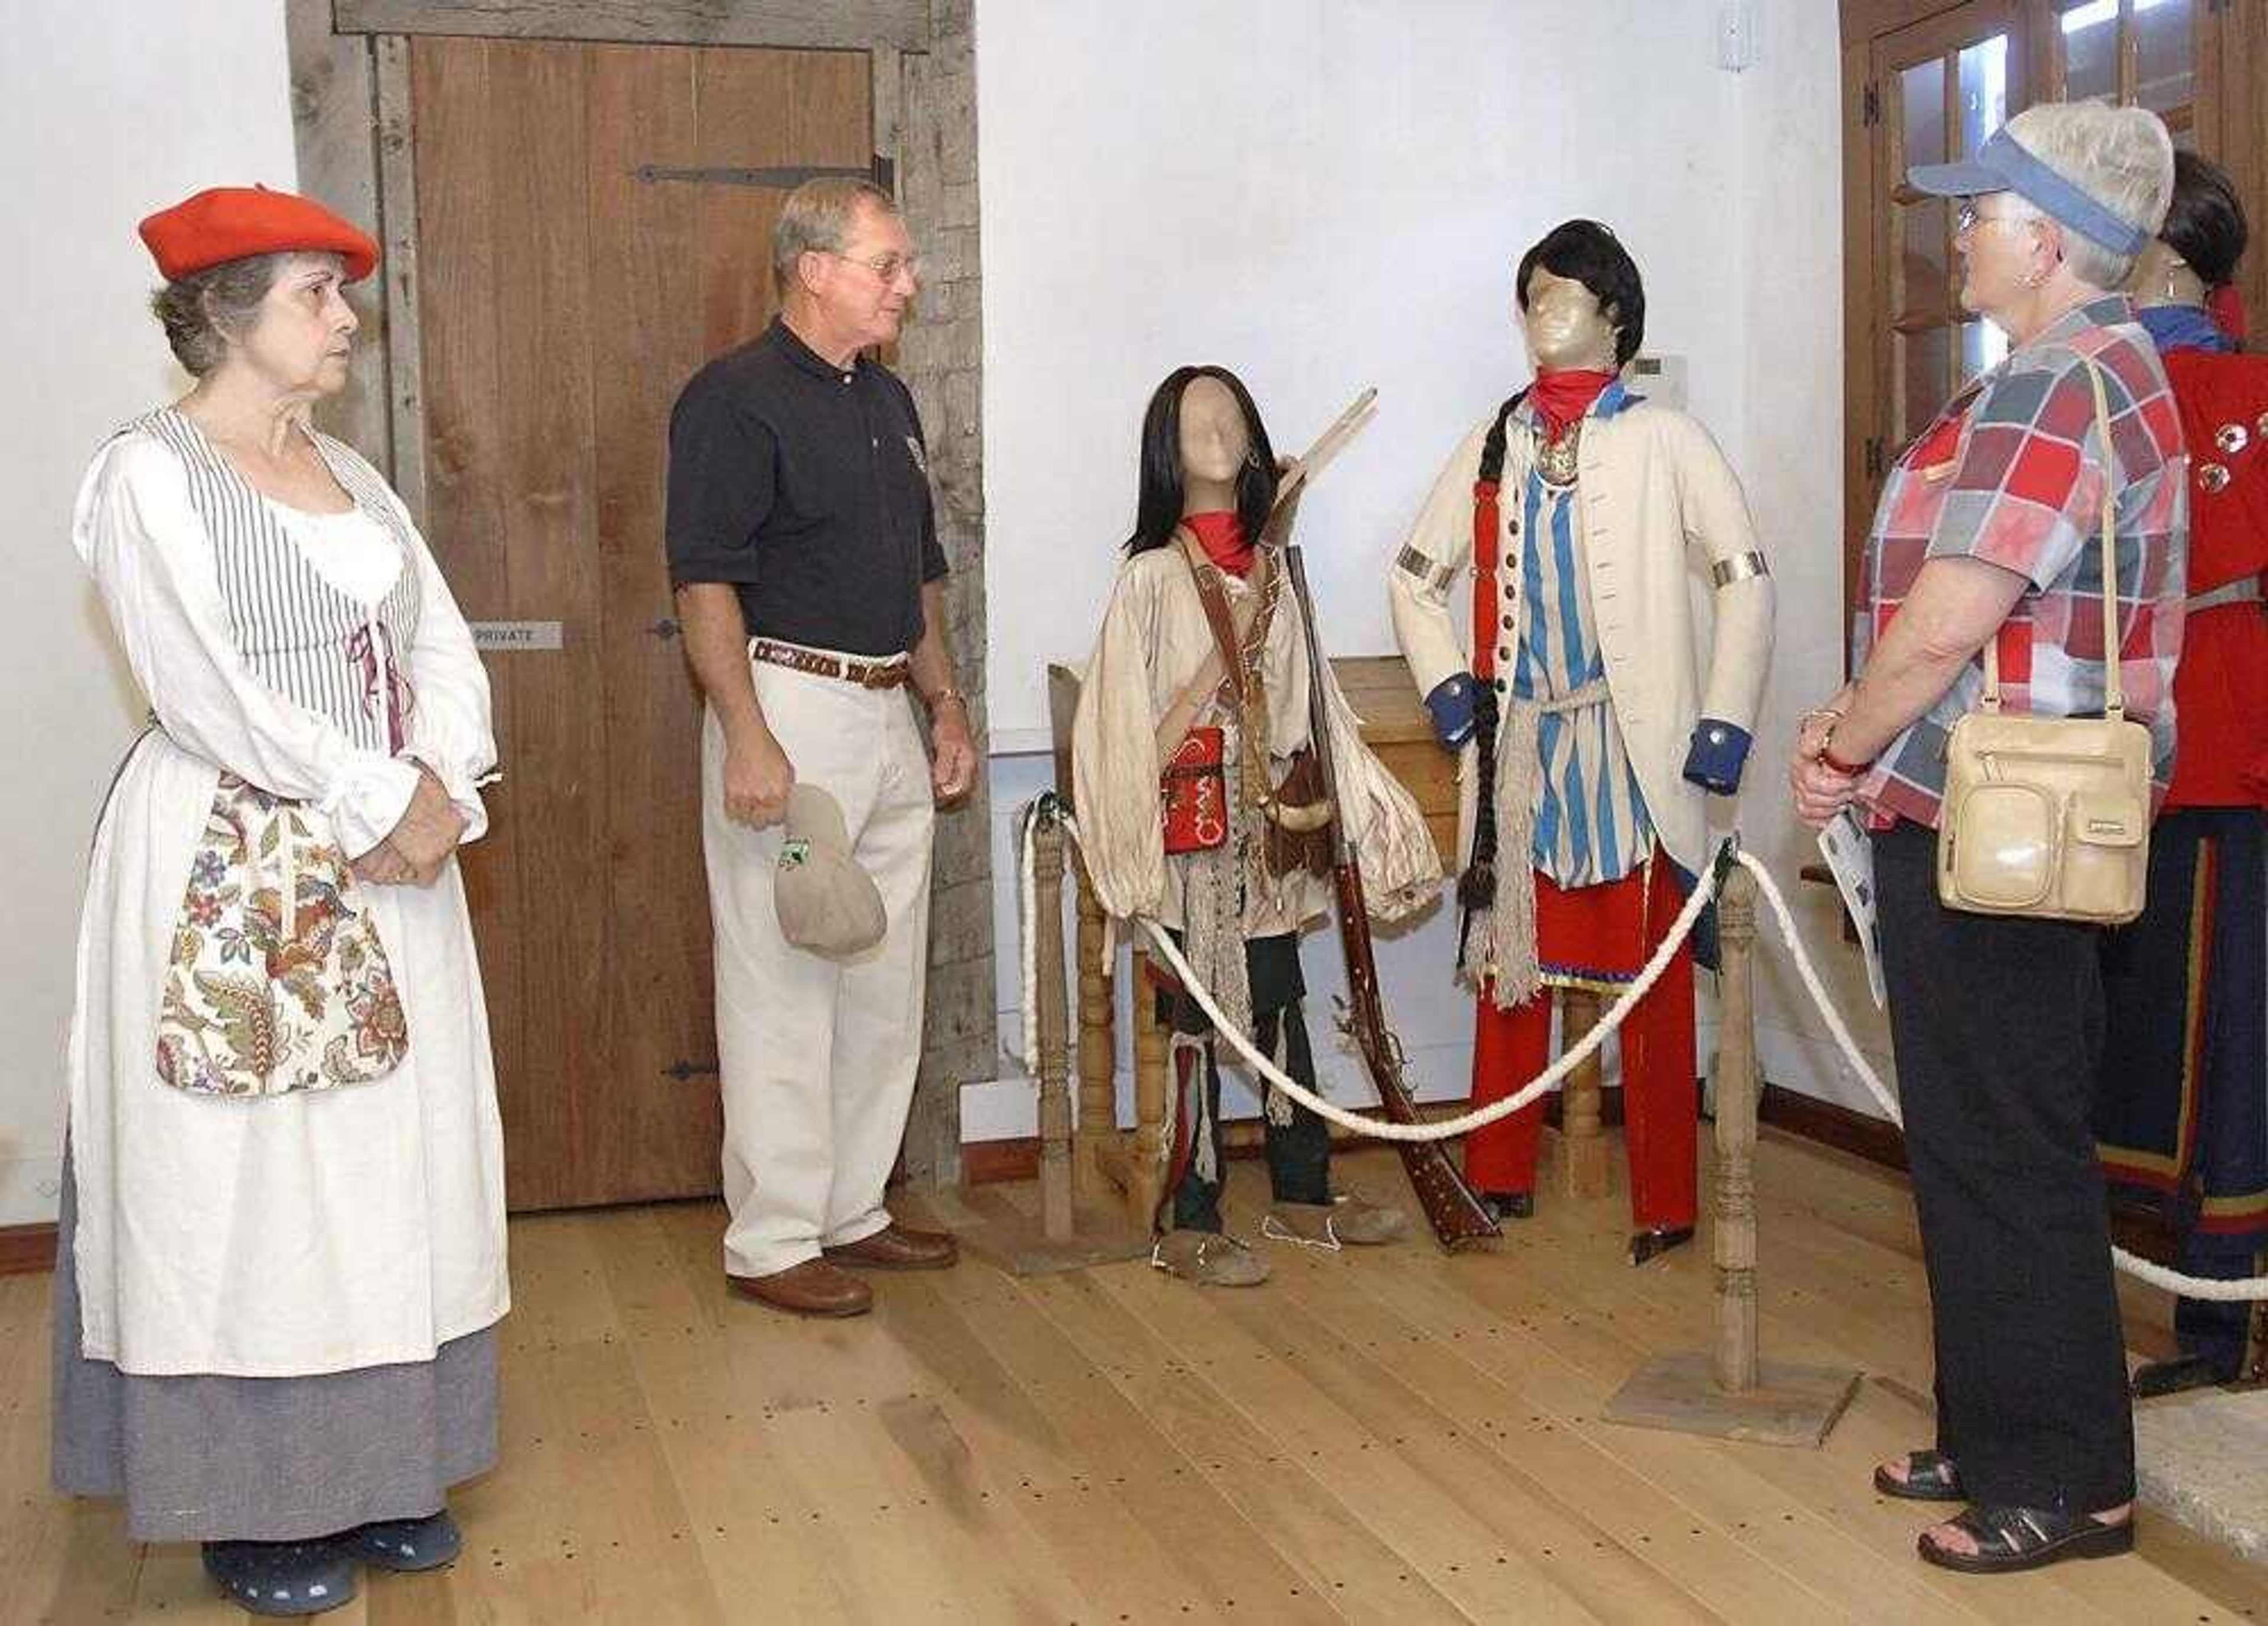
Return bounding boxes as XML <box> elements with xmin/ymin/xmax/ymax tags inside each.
<box><xmin>406</xmin><ymin>36</ymin><xmax>874</xmax><ymax>1210</ymax></box>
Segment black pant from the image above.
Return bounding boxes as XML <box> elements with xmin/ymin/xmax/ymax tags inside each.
<box><xmin>1875</xmin><ymin>821</ymin><xmax>2135</xmax><ymax>1512</ymax></box>
<box><xmin>1165</xmin><ymin>933</ymin><xmax>1331</xmax><ymax>1233</ymax></box>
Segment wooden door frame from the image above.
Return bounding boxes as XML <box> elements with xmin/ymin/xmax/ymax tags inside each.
<box><xmin>285</xmin><ymin>0</ymin><xmax>994</xmax><ymax>1186</ymax></box>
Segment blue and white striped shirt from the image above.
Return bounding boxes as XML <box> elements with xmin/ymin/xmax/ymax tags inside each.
<box><xmin>1513</xmin><ymin>389</ymin><xmax>1654</xmax><ymax>887</ymax></box>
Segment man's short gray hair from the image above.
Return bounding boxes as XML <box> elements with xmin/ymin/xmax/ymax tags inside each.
<box><xmin>772</xmin><ymin>177</ymin><xmax>899</xmax><ymax>297</ymax></box>
<box><xmin>2003</xmin><ymin>102</ymin><xmax>2174</xmax><ymax>289</ymax></box>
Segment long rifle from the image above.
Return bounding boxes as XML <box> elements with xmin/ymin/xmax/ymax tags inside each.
<box><xmin>1279</xmin><ymin>542</ymin><xmax>1501</xmax><ymax>1251</ymax></box>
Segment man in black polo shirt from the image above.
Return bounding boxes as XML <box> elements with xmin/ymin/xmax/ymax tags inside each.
<box><xmin>666</xmin><ymin>178</ymin><xmax>976</xmax><ymax>1318</ymax></box>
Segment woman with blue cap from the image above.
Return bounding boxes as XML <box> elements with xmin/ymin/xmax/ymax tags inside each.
<box><xmin>1788</xmin><ymin>103</ymin><xmax>2185</xmax><ymax>1575</ymax></box>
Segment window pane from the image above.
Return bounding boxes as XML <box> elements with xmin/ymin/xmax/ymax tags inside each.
<box><xmin>1960</xmin><ymin>321</ymin><xmax>2008</xmax><ymax>387</ymax></box>
<box><xmin>2060</xmin><ymin>0</ymin><xmax>2118</xmax><ymax>102</ymax></box>
<box><xmin>1902</xmin><ymin>60</ymin><xmax>1946</xmax><ymax>170</ymax></box>
<box><xmin>1900</xmin><ymin>327</ymin><xmax>1954</xmax><ymax>442</ymax></box>
<box><xmin>1957</xmin><ymin>35</ymin><xmax>2009</xmax><ymax>158</ymax></box>
<box><xmin>1900</xmin><ymin>203</ymin><xmax>1950</xmax><ymax>322</ymax></box>
<box><xmin>2137</xmin><ymin>0</ymin><xmax>2195</xmax><ymax>119</ymax></box>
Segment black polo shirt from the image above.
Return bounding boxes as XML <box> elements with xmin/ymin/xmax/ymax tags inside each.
<box><xmin>665</xmin><ymin>318</ymin><xmax>946</xmax><ymax>658</ymax></box>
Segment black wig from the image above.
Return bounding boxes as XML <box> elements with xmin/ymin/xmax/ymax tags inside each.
<box><xmin>1515</xmin><ymin>219</ymin><xmax>1646</xmax><ymax>369</ymax></box>
<box><xmin>1125</xmin><ymin>364</ymin><xmax>1280</xmax><ymax>555</ymax></box>
<box><xmin>2162</xmin><ymin>150</ymin><xmax>2249</xmax><ymax>291</ymax></box>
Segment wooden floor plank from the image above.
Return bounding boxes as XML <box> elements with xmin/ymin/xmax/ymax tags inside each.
<box><xmin>1021</xmin><ymin>1265</ymin><xmax>1474</xmax><ymax>1623</ymax></box>
<box><xmin>2</xmin><ymin>1141</ymin><xmax>2262</xmax><ymax>1622</ymax></box>
<box><xmin>1091</xmin><ymin>1253</ymin><xmax>1613</xmax><ymax>1624</ymax></box>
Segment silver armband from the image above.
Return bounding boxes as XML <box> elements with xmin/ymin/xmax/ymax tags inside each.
<box><xmin>1710</xmin><ymin>550</ymin><xmax>1770</xmax><ymax>589</ymax></box>
<box><xmin>1395</xmin><ymin>546</ymin><xmax>1460</xmax><ymax>594</ymax></box>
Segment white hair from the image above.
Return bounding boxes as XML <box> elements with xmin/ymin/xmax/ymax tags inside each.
<box><xmin>2003</xmin><ymin>102</ymin><xmax>2175</xmax><ymax>289</ymax></box>
<box><xmin>771</xmin><ymin>177</ymin><xmax>899</xmax><ymax>297</ymax></box>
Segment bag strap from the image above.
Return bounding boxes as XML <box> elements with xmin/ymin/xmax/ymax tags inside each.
<box><xmin>1980</xmin><ymin>354</ymin><xmax>2124</xmax><ymax>720</ymax></box>
<box><xmin>1179</xmin><ymin>530</ymin><xmax>1247</xmax><ymax>707</ymax></box>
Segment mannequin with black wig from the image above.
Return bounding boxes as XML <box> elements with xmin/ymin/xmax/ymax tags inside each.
<box><xmin>1072</xmin><ymin>364</ymin><xmax>1436</xmax><ymax>1286</ymax></box>
<box><xmin>1125</xmin><ymin>364</ymin><xmax>1280</xmax><ymax>555</ymax></box>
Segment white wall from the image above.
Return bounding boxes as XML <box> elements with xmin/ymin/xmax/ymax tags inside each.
<box><xmin>0</xmin><ymin>2</ymin><xmax>298</xmax><ymax>1223</ymax></box>
<box><xmin>973</xmin><ymin>0</ymin><xmax>1884</xmax><ymax>1135</ymax></box>
<box><xmin>980</xmin><ymin>0</ymin><xmax>1760</xmax><ymax>750</ymax></box>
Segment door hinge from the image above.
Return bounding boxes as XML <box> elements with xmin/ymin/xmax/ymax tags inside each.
<box><xmin>634</xmin><ymin>164</ymin><xmax>873</xmax><ymax>188</ymax></box>
<box><xmin>661</xmin><ymin>1058</ymin><xmax>720</xmax><ymax>1083</ymax></box>
<box><xmin>1863</xmin><ymin>80</ymin><xmax>1881</xmax><ymax>128</ymax></box>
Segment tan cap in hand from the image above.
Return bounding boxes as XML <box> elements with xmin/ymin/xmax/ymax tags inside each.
<box><xmin>774</xmin><ymin>784</ymin><xmax>887</xmax><ymax>958</ymax></box>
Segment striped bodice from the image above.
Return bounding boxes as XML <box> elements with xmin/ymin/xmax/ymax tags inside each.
<box><xmin>135</xmin><ymin>408</ymin><xmax>421</xmax><ymax>754</ymax></box>
<box><xmin>1512</xmin><ymin>464</ymin><xmax>1654</xmax><ymax>887</ymax></box>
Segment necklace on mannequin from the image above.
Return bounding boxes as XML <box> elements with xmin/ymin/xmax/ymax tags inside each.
<box><xmin>1534</xmin><ymin>420</ymin><xmax>1581</xmax><ymax>487</ymax></box>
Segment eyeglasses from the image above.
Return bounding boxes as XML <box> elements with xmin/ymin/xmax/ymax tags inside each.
<box><xmin>823</xmin><ymin>249</ymin><xmax>923</xmax><ymax>283</ymax></box>
<box><xmin>1955</xmin><ymin>202</ymin><xmax>2042</xmax><ymax>237</ymax></box>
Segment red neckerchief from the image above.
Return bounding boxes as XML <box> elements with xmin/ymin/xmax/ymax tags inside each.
<box><xmin>1527</xmin><ymin>369</ymin><xmax>1618</xmax><ymax>442</ymax></box>
<box><xmin>1182</xmin><ymin>510</ymin><xmax>1253</xmax><ymax>578</ymax></box>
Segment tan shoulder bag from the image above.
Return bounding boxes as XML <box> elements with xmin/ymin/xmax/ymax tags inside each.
<box><xmin>1936</xmin><ymin>357</ymin><xmax>2153</xmax><ymax>924</ymax></box>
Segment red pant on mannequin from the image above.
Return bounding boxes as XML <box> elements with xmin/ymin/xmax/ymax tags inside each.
<box><xmin>1465</xmin><ymin>852</ymin><xmax>1699</xmax><ymax>1260</ymax></box>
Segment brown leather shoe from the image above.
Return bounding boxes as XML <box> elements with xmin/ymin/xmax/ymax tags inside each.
<box><xmin>728</xmin><ymin>1258</ymin><xmax>873</xmax><ymax>1317</ymax></box>
<box><xmin>822</xmin><ymin>1223</ymin><xmax>959</xmax><ymax>1271</ymax></box>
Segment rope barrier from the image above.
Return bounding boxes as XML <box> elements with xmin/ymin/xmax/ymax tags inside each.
<box><xmin>1021</xmin><ymin>799</ymin><xmax>2267</xmax><ymax>1302</ymax></box>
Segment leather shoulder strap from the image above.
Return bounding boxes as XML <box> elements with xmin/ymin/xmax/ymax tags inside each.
<box><xmin>1180</xmin><ymin>533</ymin><xmax>1247</xmax><ymax>706</ymax></box>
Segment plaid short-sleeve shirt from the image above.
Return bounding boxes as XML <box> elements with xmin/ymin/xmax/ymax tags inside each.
<box><xmin>1852</xmin><ymin>296</ymin><xmax>2189</xmax><ymax>829</ymax></box>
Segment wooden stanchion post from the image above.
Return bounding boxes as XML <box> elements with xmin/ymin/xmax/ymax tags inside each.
<box><xmin>1603</xmin><ymin>856</ymin><xmax>1860</xmax><ymax>1446</ymax></box>
<box><xmin>1557</xmin><ymin>990</ymin><xmax>1614</xmax><ymax>1200</ymax></box>
<box><xmin>1071</xmin><ymin>856</ymin><xmax>1116</xmax><ymax>1193</ymax></box>
<box><xmin>960</xmin><ymin>798</ymin><xmax>1150</xmax><ymax>1276</ymax></box>
<box><xmin>1713</xmin><ymin>865</ymin><xmax>1761</xmax><ymax>1393</ymax></box>
<box><xmin>1032</xmin><ymin>813</ymin><xmax>1074</xmax><ymax>1242</ymax></box>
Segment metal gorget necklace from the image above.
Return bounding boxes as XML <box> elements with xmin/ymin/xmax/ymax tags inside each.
<box><xmin>1534</xmin><ymin>418</ymin><xmax>1581</xmax><ymax>487</ymax></box>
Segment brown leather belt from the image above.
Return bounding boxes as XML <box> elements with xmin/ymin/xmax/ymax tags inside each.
<box><xmin>749</xmin><ymin>638</ymin><xmax>910</xmax><ymax>690</ymax></box>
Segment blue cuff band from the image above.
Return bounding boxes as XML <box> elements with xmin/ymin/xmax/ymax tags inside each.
<box><xmin>1682</xmin><ymin>719</ymin><xmax>1751</xmax><ymax>794</ymax></box>
<box><xmin>1425</xmin><ymin>673</ymin><xmax>1478</xmax><ymax>749</ymax></box>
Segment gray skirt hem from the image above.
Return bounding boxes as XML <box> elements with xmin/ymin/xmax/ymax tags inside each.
<box><xmin>51</xmin><ymin>1153</ymin><xmax>503</xmax><ymax>1544</ymax></box>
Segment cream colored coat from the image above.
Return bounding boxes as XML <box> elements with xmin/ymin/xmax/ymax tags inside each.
<box><xmin>1073</xmin><ymin>545</ymin><xmax>1441</xmax><ymax>933</ymax></box>
<box><xmin>1389</xmin><ymin>398</ymin><xmax>1775</xmax><ymax>878</ymax></box>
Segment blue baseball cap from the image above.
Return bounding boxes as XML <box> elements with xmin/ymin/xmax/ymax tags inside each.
<box><xmin>1909</xmin><ymin>127</ymin><xmax>2149</xmax><ymax>258</ymax></box>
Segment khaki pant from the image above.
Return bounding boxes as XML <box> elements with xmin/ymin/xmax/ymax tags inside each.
<box><xmin>701</xmin><ymin>644</ymin><xmax>934</xmax><ymax>1279</ymax></box>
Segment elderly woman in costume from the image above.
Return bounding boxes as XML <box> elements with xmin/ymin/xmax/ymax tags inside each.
<box><xmin>2095</xmin><ymin>151</ymin><xmax>2268</xmax><ymax>1398</ymax></box>
<box><xmin>1790</xmin><ymin>104</ymin><xmax>2184</xmax><ymax>1573</ymax></box>
<box><xmin>1072</xmin><ymin>366</ymin><xmax>1439</xmax><ymax>1287</ymax></box>
<box><xmin>54</xmin><ymin>186</ymin><xmax>506</xmax><ymax>1615</ymax></box>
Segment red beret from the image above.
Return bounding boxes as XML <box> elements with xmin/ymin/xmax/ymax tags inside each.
<box><xmin>138</xmin><ymin>185</ymin><xmax>379</xmax><ymax>284</ymax></box>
